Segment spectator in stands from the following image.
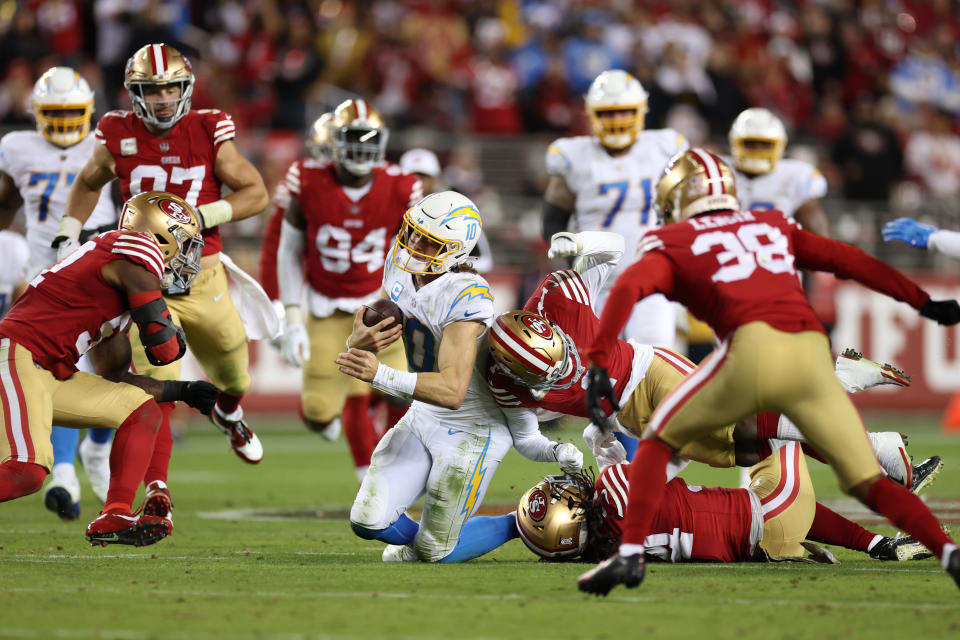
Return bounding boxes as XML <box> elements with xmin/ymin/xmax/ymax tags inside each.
<box><xmin>831</xmin><ymin>97</ymin><xmax>903</xmax><ymax>202</ymax></box>
<box><xmin>904</xmin><ymin>106</ymin><xmax>960</xmax><ymax>198</ymax></box>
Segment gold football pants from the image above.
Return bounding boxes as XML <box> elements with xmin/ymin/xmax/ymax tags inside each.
<box><xmin>749</xmin><ymin>441</ymin><xmax>816</xmax><ymax>560</ymax></box>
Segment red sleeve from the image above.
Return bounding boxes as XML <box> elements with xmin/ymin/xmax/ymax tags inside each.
<box><xmin>588</xmin><ymin>252</ymin><xmax>674</xmax><ymax>368</ymax></box>
<box><xmin>259</xmin><ymin>203</ymin><xmax>285</xmax><ymax>300</ymax></box>
<box><xmin>109</xmin><ymin>231</ymin><xmax>165</xmax><ymax>280</ymax></box>
<box><xmin>203</xmin><ymin>110</ymin><xmax>237</xmax><ymax>150</ymax></box>
<box><xmin>792</xmin><ymin>228</ymin><xmax>930</xmax><ymax>309</ymax></box>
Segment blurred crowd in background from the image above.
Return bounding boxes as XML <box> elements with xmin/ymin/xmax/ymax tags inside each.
<box><xmin>3</xmin><ymin>0</ymin><xmax>960</xmax><ymax>283</ymax></box>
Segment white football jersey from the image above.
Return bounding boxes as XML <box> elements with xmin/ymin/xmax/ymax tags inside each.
<box><xmin>383</xmin><ymin>248</ymin><xmax>504</xmax><ymax>431</ymax></box>
<box><xmin>546</xmin><ymin>129</ymin><xmax>687</xmax><ymax>277</ymax></box>
<box><xmin>0</xmin><ymin>230</ymin><xmax>29</xmax><ymax>318</ymax></box>
<box><xmin>726</xmin><ymin>157</ymin><xmax>827</xmax><ymax>217</ymax></box>
<box><xmin>0</xmin><ymin>131</ymin><xmax>117</xmax><ymax>277</ymax></box>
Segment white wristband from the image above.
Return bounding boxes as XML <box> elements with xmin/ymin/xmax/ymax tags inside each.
<box><xmin>58</xmin><ymin>216</ymin><xmax>83</xmax><ymax>241</ymax></box>
<box><xmin>372</xmin><ymin>362</ymin><xmax>417</xmax><ymax>400</ymax></box>
<box><xmin>284</xmin><ymin>304</ymin><xmax>302</xmax><ymax>327</ymax></box>
<box><xmin>197</xmin><ymin>199</ymin><xmax>234</xmax><ymax>229</ymax></box>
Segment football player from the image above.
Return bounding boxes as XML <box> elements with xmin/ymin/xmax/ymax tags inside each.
<box><xmin>541</xmin><ymin>69</ymin><xmax>687</xmax><ymax>350</ymax></box>
<box><xmin>0</xmin><ymin>191</ymin><xmax>218</xmax><ymax>546</ymax></box>
<box><xmin>277</xmin><ymin>99</ymin><xmax>421</xmax><ymax>479</ymax></box>
<box><xmin>335</xmin><ymin>191</ymin><xmax>583</xmax><ymax>562</ymax></box>
<box><xmin>0</xmin><ymin>231</ymin><xmax>28</xmax><ymax>318</ymax></box>
<box><xmin>0</xmin><ymin>66</ymin><xmax>119</xmax><ymax>520</ymax></box>
<box><xmin>59</xmin><ymin>44</ymin><xmax>270</xmax><ymax>519</ymax></box>
<box><xmin>516</xmin><ymin>444</ymin><xmax>931</xmax><ymax>564</ymax></box>
<box><xmin>579</xmin><ymin>149</ymin><xmax>960</xmax><ymax>595</ymax></box>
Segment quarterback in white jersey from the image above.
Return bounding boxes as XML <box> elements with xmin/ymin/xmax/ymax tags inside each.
<box><xmin>542</xmin><ymin>70</ymin><xmax>687</xmax><ymax>348</ymax></box>
<box><xmin>0</xmin><ymin>68</ymin><xmax>116</xmax><ymax>278</ymax></box>
<box><xmin>0</xmin><ymin>230</ymin><xmax>29</xmax><ymax>317</ymax></box>
<box><xmin>726</xmin><ymin>108</ymin><xmax>829</xmax><ymax>235</ymax></box>
<box><xmin>337</xmin><ymin>192</ymin><xmax>582</xmax><ymax>562</ymax></box>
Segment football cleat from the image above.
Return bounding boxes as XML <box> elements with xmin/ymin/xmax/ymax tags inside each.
<box><xmin>835</xmin><ymin>348</ymin><xmax>911</xmax><ymax>394</ymax></box>
<box><xmin>142</xmin><ymin>480</ymin><xmax>173</xmax><ymax>522</ymax></box>
<box><xmin>867</xmin><ymin>432</ymin><xmax>912</xmax><ymax>488</ymax></box>
<box><xmin>382</xmin><ymin>544</ymin><xmax>417</xmax><ymax>562</ymax></box>
<box><xmin>869</xmin><ymin>535</ymin><xmax>933</xmax><ymax>561</ymax></box>
<box><xmin>43</xmin><ymin>481</ymin><xmax>81</xmax><ymax>521</ymax></box>
<box><xmin>210</xmin><ymin>406</ymin><xmax>263</xmax><ymax>464</ymax></box>
<box><xmin>577</xmin><ymin>553</ymin><xmax>645</xmax><ymax>596</ymax></box>
<box><xmin>911</xmin><ymin>456</ymin><xmax>943</xmax><ymax>495</ymax></box>
<box><xmin>77</xmin><ymin>435</ymin><xmax>111</xmax><ymax>503</ymax></box>
<box><xmin>85</xmin><ymin>510</ymin><xmax>172</xmax><ymax>547</ymax></box>
<box><xmin>318</xmin><ymin>417</ymin><xmax>342</xmax><ymax>442</ymax></box>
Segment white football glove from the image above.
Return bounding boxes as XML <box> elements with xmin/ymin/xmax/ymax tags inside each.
<box><xmin>56</xmin><ymin>236</ymin><xmax>81</xmax><ymax>262</ymax></box>
<box><xmin>594</xmin><ymin>439</ymin><xmax>627</xmax><ymax>469</ymax></box>
<box><xmin>554</xmin><ymin>442</ymin><xmax>584</xmax><ymax>474</ymax></box>
<box><xmin>280</xmin><ymin>322</ymin><xmax>309</xmax><ymax>368</ymax></box>
<box><xmin>583</xmin><ymin>422</ymin><xmax>616</xmax><ymax>452</ymax></box>
<box><xmin>548</xmin><ymin>232</ymin><xmax>582</xmax><ymax>259</ymax></box>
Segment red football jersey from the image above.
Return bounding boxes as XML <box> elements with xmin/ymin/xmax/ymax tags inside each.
<box><xmin>596</xmin><ymin>463</ymin><xmax>754</xmax><ymax>562</ymax></box>
<box><xmin>590</xmin><ymin>209</ymin><xmax>930</xmax><ymax>367</ymax></box>
<box><xmin>95</xmin><ymin>109</ymin><xmax>238</xmax><ymax>256</ymax></box>
<box><xmin>487</xmin><ymin>269</ymin><xmax>636</xmax><ymax>417</ymax></box>
<box><xmin>0</xmin><ymin>230</ymin><xmax>164</xmax><ymax>379</ymax></box>
<box><xmin>285</xmin><ymin>160</ymin><xmax>421</xmax><ymax>299</ymax></box>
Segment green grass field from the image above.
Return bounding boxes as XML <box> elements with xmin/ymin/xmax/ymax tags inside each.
<box><xmin>2</xmin><ymin>413</ymin><xmax>960</xmax><ymax>640</ymax></box>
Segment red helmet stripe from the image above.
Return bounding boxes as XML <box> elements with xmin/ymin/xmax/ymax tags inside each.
<box><xmin>150</xmin><ymin>43</ymin><xmax>167</xmax><ymax>76</ymax></box>
<box><xmin>492</xmin><ymin>320</ymin><xmax>552</xmax><ymax>373</ymax></box>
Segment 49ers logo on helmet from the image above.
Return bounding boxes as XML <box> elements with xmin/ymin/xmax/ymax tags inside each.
<box><xmin>527</xmin><ymin>489</ymin><xmax>548</xmax><ymax>521</ymax></box>
<box><xmin>159</xmin><ymin>199</ymin><xmax>191</xmax><ymax>224</ymax></box>
<box><xmin>522</xmin><ymin>314</ymin><xmax>552</xmax><ymax>339</ymax></box>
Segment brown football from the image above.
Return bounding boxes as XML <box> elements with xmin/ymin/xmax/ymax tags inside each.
<box><xmin>362</xmin><ymin>298</ymin><xmax>404</xmax><ymax>328</ymax></box>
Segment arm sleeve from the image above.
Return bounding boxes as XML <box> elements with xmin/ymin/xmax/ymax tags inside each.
<box><xmin>587</xmin><ymin>252</ymin><xmax>674</xmax><ymax>368</ymax></box>
<box><xmin>277</xmin><ymin>219</ymin><xmax>306</xmax><ymax>308</ymax></box>
<box><xmin>572</xmin><ymin>231</ymin><xmax>626</xmax><ymax>301</ymax></box>
<box><xmin>258</xmin><ymin>201</ymin><xmax>286</xmax><ymax>300</ymax></box>
<box><xmin>502</xmin><ymin>406</ymin><xmax>558</xmax><ymax>463</ymax></box>
<box><xmin>929</xmin><ymin>229</ymin><xmax>960</xmax><ymax>260</ymax></box>
<box><xmin>792</xmin><ymin>228</ymin><xmax>930</xmax><ymax>309</ymax></box>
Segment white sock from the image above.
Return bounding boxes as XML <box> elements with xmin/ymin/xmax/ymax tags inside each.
<box><xmin>81</xmin><ymin>437</ymin><xmax>111</xmax><ymax>454</ymax></box>
<box><xmin>866</xmin><ymin>535</ymin><xmax>883</xmax><ymax>552</ymax></box>
<box><xmin>776</xmin><ymin>416</ymin><xmax>804</xmax><ymax>441</ymax></box>
<box><xmin>942</xmin><ymin>543</ymin><xmax>957</xmax><ymax>569</ymax></box>
<box><xmin>619</xmin><ymin>543</ymin><xmax>645</xmax><ymax>557</ymax></box>
<box><xmin>217</xmin><ymin>405</ymin><xmax>244</xmax><ymax>422</ymax></box>
<box><xmin>355</xmin><ymin>465</ymin><xmax>369</xmax><ymax>482</ymax></box>
<box><xmin>51</xmin><ymin>462</ymin><xmax>79</xmax><ymax>486</ymax></box>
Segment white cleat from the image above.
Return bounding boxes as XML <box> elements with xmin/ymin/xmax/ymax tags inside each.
<box><xmin>382</xmin><ymin>544</ymin><xmax>417</xmax><ymax>562</ymax></box>
<box><xmin>835</xmin><ymin>348</ymin><xmax>911</xmax><ymax>394</ymax></box>
<box><xmin>868</xmin><ymin>431</ymin><xmax>912</xmax><ymax>487</ymax></box>
<box><xmin>319</xmin><ymin>417</ymin><xmax>342</xmax><ymax>442</ymax></box>
<box><xmin>78</xmin><ymin>435</ymin><xmax>111</xmax><ymax>503</ymax></box>
<box><xmin>210</xmin><ymin>406</ymin><xmax>263</xmax><ymax>464</ymax></box>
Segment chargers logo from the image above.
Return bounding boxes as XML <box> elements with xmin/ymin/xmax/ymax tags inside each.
<box><xmin>527</xmin><ymin>490</ymin><xmax>548</xmax><ymax>521</ymax></box>
<box><xmin>159</xmin><ymin>199</ymin><xmax>191</xmax><ymax>223</ymax></box>
<box><xmin>461</xmin><ymin>430</ymin><xmax>491</xmax><ymax>519</ymax></box>
<box><xmin>439</xmin><ymin>206</ymin><xmax>483</xmax><ymax>228</ymax></box>
<box><xmin>447</xmin><ymin>283</ymin><xmax>492</xmax><ymax>318</ymax></box>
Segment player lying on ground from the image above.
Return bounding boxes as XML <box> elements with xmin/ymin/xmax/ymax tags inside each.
<box><xmin>578</xmin><ymin>148</ymin><xmax>960</xmax><ymax>595</ymax></box>
<box><xmin>486</xmin><ymin>230</ymin><xmax>939</xmax><ymax>490</ymax></box>
<box><xmin>0</xmin><ymin>192</ymin><xmax>218</xmax><ymax>546</ymax></box>
<box><xmin>336</xmin><ymin>191</ymin><xmax>583</xmax><ymax>563</ymax></box>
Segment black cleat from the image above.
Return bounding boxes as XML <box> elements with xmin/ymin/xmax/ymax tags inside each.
<box><xmin>869</xmin><ymin>535</ymin><xmax>933</xmax><ymax>561</ymax></box>
<box><xmin>44</xmin><ymin>486</ymin><xmax>80</xmax><ymax>521</ymax></box>
<box><xmin>946</xmin><ymin>548</ymin><xmax>960</xmax><ymax>590</ymax></box>
<box><xmin>577</xmin><ymin>553</ymin><xmax>645</xmax><ymax>596</ymax></box>
<box><xmin>911</xmin><ymin>456</ymin><xmax>943</xmax><ymax>495</ymax></box>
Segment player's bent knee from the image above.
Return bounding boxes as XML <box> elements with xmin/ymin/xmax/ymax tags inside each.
<box><xmin>350</xmin><ymin>521</ymin><xmax>383</xmax><ymax>540</ymax></box>
<box><xmin>0</xmin><ymin>461</ymin><xmax>47</xmax><ymax>500</ymax></box>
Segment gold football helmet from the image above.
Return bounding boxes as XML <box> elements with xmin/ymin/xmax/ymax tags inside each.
<box><xmin>119</xmin><ymin>191</ymin><xmax>203</xmax><ymax>290</ymax></box>
<box><xmin>655</xmin><ymin>148</ymin><xmax>740</xmax><ymax>224</ymax></box>
<box><xmin>488</xmin><ymin>310</ymin><xmax>582</xmax><ymax>393</ymax></box>
<box><xmin>306</xmin><ymin>112</ymin><xmax>334</xmax><ymax>162</ymax></box>
<box><xmin>329</xmin><ymin>98</ymin><xmax>388</xmax><ymax>176</ymax></box>
<box><xmin>31</xmin><ymin>67</ymin><xmax>95</xmax><ymax>147</ymax></box>
<box><xmin>728</xmin><ymin>108</ymin><xmax>787</xmax><ymax>175</ymax></box>
<box><xmin>516</xmin><ymin>475</ymin><xmax>589</xmax><ymax>559</ymax></box>
<box><xmin>124</xmin><ymin>43</ymin><xmax>195</xmax><ymax>129</ymax></box>
<box><xmin>585</xmin><ymin>70</ymin><xmax>648</xmax><ymax>150</ymax></box>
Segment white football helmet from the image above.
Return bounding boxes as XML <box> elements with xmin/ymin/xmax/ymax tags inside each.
<box><xmin>585</xmin><ymin>70</ymin><xmax>648</xmax><ymax>150</ymax></box>
<box><xmin>31</xmin><ymin>67</ymin><xmax>95</xmax><ymax>147</ymax></box>
<box><xmin>392</xmin><ymin>191</ymin><xmax>482</xmax><ymax>275</ymax></box>
<box><xmin>728</xmin><ymin>108</ymin><xmax>787</xmax><ymax>175</ymax></box>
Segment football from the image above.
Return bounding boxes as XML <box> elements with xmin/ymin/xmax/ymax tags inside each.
<box><xmin>362</xmin><ymin>298</ymin><xmax>404</xmax><ymax>328</ymax></box>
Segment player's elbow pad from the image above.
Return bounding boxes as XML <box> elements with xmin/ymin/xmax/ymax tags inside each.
<box><xmin>542</xmin><ymin>201</ymin><xmax>572</xmax><ymax>242</ymax></box>
<box><xmin>129</xmin><ymin>291</ymin><xmax>186</xmax><ymax>366</ymax></box>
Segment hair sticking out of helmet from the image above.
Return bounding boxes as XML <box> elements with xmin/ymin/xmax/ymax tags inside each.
<box><xmin>392</xmin><ymin>191</ymin><xmax>482</xmax><ymax>275</ymax></box>
<box><xmin>654</xmin><ymin>148</ymin><xmax>740</xmax><ymax>224</ymax></box>
<box><xmin>585</xmin><ymin>70</ymin><xmax>649</xmax><ymax>150</ymax></box>
<box><xmin>124</xmin><ymin>43</ymin><xmax>195</xmax><ymax>130</ymax></box>
<box><xmin>516</xmin><ymin>474</ymin><xmax>592</xmax><ymax>559</ymax></box>
<box><xmin>728</xmin><ymin>108</ymin><xmax>787</xmax><ymax>175</ymax></box>
<box><xmin>488</xmin><ymin>310</ymin><xmax>582</xmax><ymax>394</ymax></box>
<box><xmin>329</xmin><ymin>99</ymin><xmax>388</xmax><ymax>176</ymax></box>
<box><xmin>306</xmin><ymin>112</ymin><xmax>334</xmax><ymax>162</ymax></box>
<box><xmin>31</xmin><ymin>67</ymin><xmax>95</xmax><ymax>147</ymax></box>
<box><xmin>119</xmin><ymin>191</ymin><xmax>204</xmax><ymax>291</ymax></box>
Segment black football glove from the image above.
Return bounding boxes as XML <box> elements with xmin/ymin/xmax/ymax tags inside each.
<box><xmin>920</xmin><ymin>299</ymin><xmax>960</xmax><ymax>326</ymax></box>
<box><xmin>586</xmin><ymin>365</ymin><xmax>620</xmax><ymax>432</ymax></box>
<box><xmin>162</xmin><ymin>380</ymin><xmax>220</xmax><ymax>415</ymax></box>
